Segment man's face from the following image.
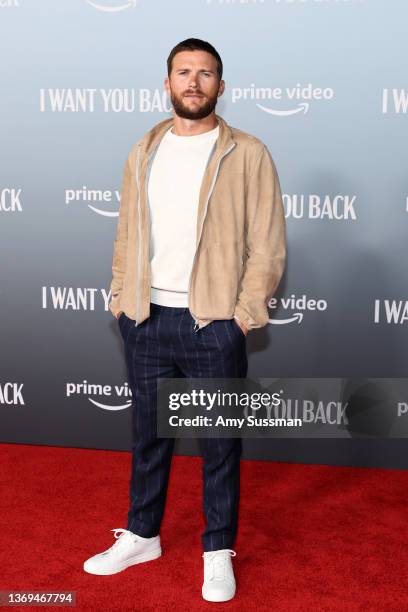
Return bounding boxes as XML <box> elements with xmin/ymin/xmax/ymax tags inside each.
<box><xmin>165</xmin><ymin>50</ymin><xmax>225</xmax><ymax>120</ymax></box>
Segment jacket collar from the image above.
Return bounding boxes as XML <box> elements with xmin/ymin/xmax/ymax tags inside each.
<box><xmin>139</xmin><ymin>113</ymin><xmax>235</xmax><ymax>155</ymax></box>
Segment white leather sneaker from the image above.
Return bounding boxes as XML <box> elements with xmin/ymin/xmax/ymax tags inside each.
<box><xmin>83</xmin><ymin>528</ymin><xmax>162</xmax><ymax>576</ymax></box>
<box><xmin>202</xmin><ymin>549</ymin><xmax>237</xmax><ymax>602</ymax></box>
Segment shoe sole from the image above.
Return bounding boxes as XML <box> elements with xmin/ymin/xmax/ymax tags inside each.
<box><xmin>202</xmin><ymin>587</ymin><xmax>236</xmax><ymax>603</ymax></box>
<box><xmin>83</xmin><ymin>547</ymin><xmax>162</xmax><ymax>576</ymax></box>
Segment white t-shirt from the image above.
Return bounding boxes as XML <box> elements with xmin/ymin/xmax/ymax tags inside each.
<box><xmin>147</xmin><ymin>123</ymin><xmax>219</xmax><ymax>307</ymax></box>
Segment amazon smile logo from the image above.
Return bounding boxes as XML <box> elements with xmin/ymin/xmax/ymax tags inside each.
<box><xmin>86</xmin><ymin>0</ymin><xmax>137</xmax><ymax>12</ymax></box>
<box><xmin>66</xmin><ymin>381</ymin><xmax>132</xmax><ymax>411</ymax></box>
<box><xmin>268</xmin><ymin>294</ymin><xmax>328</xmax><ymax>325</ymax></box>
<box><xmin>231</xmin><ymin>83</ymin><xmax>334</xmax><ymax>116</ymax></box>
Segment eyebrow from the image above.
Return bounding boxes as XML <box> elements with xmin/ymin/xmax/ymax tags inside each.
<box><xmin>175</xmin><ymin>68</ymin><xmax>215</xmax><ymax>73</ymax></box>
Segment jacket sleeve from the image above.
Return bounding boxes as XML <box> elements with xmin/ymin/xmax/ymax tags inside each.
<box><xmin>233</xmin><ymin>144</ymin><xmax>286</xmax><ymax>330</ymax></box>
<box><xmin>109</xmin><ymin>154</ymin><xmax>132</xmax><ymax>319</ymax></box>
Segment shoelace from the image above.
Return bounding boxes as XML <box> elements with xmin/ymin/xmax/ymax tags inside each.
<box><xmin>106</xmin><ymin>528</ymin><xmax>134</xmax><ymax>553</ymax></box>
<box><xmin>203</xmin><ymin>549</ymin><xmax>236</xmax><ymax>582</ymax></box>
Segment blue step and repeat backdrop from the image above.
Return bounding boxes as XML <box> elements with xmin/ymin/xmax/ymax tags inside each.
<box><xmin>1</xmin><ymin>0</ymin><xmax>407</xmax><ymax>468</ymax></box>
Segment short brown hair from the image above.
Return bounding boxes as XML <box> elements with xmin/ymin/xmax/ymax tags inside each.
<box><xmin>167</xmin><ymin>38</ymin><xmax>223</xmax><ymax>81</ymax></box>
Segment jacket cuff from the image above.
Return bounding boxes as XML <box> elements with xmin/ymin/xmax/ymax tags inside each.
<box><xmin>109</xmin><ymin>293</ymin><xmax>122</xmax><ymax>319</ymax></box>
<box><xmin>233</xmin><ymin>304</ymin><xmax>262</xmax><ymax>331</ymax></box>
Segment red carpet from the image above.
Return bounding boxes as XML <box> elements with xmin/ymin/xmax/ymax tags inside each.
<box><xmin>0</xmin><ymin>443</ymin><xmax>407</xmax><ymax>611</ymax></box>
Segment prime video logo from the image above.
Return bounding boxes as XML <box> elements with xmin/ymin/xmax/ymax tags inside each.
<box><xmin>86</xmin><ymin>0</ymin><xmax>136</xmax><ymax>11</ymax></box>
<box><xmin>268</xmin><ymin>294</ymin><xmax>328</xmax><ymax>325</ymax></box>
<box><xmin>65</xmin><ymin>186</ymin><xmax>121</xmax><ymax>217</ymax></box>
<box><xmin>231</xmin><ymin>83</ymin><xmax>334</xmax><ymax>116</ymax></box>
<box><xmin>66</xmin><ymin>381</ymin><xmax>132</xmax><ymax>411</ymax></box>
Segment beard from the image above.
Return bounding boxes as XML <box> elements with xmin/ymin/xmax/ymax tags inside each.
<box><xmin>169</xmin><ymin>89</ymin><xmax>219</xmax><ymax>120</ymax></box>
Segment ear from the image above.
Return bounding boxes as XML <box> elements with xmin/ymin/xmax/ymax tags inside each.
<box><xmin>164</xmin><ymin>77</ymin><xmax>170</xmax><ymax>95</ymax></box>
<box><xmin>217</xmin><ymin>79</ymin><xmax>225</xmax><ymax>98</ymax></box>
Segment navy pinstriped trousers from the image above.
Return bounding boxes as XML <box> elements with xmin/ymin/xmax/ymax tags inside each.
<box><xmin>118</xmin><ymin>302</ymin><xmax>248</xmax><ymax>552</ymax></box>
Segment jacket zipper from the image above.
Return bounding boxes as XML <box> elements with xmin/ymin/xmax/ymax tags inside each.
<box><xmin>135</xmin><ymin>142</ymin><xmax>159</xmax><ymax>327</ymax></box>
<box><xmin>135</xmin><ymin>144</ymin><xmax>142</xmax><ymax>327</ymax></box>
<box><xmin>188</xmin><ymin>141</ymin><xmax>236</xmax><ymax>331</ymax></box>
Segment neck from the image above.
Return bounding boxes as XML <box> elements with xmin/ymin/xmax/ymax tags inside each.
<box><xmin>171</xmin><ymin>113</ymin><xmax>218</xmax><ymax>137</ymax></box>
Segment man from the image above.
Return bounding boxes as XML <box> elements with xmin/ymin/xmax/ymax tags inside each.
<box><xmin>83</xmin><ymin>38</ymin><xmax>286</xmax><ymax>603</ymax></box>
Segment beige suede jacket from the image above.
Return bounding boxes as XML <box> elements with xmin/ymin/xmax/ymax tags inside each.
<box><xmin>109</xmin><ymin>113</ymin><xmax>286</xmax><ymax>331</ymax></box>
